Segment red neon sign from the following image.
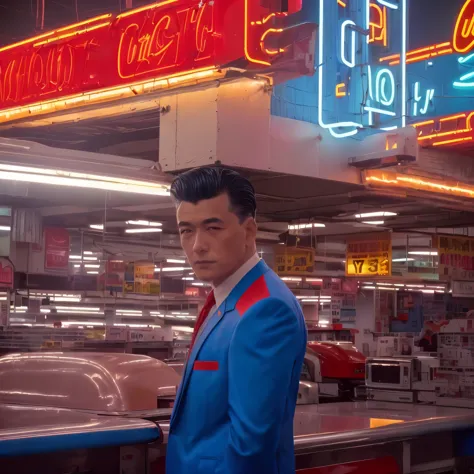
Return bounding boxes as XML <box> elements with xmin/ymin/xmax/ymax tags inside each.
<box><xmin>454</xmin><ymin>0</ymin><xmax>474</xmax><ymax>53</ymax></box>
<box><xmin>0</xmin><ymin>0</ymin><xmax>315</xmax><ymax>118</ymax></box>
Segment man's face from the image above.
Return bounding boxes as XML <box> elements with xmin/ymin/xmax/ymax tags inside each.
<box><xmin>177</xmin><ymin>193</ymin><xmax>256</xmax><ymax>286</ymax></box>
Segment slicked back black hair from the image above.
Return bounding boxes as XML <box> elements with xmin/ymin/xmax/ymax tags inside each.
<box><xmin>170</xmin><ymin>167</ymin><xmax>257</xmax><ymax>222</ymax></box>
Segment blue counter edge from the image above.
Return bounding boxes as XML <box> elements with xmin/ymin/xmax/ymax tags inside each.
<box><xmin>0</xmin><ymin>424</ymin><xmax>161</xmax><ymax>457</ymax></box>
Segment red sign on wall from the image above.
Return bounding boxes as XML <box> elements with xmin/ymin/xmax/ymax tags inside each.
<box><xmin>44</xmin><ymin>228</ymin><xmax>70</xmax><ymax>270</ymax></box>
<box><xmin>0</xmin><ymin>0</ymin><xmax>315</xmax><ymax>120</ymax></box>
<box><xmin>0</xmin><ymin>258</ymin><xmax>13</xmax><ymax>288</ymax></box>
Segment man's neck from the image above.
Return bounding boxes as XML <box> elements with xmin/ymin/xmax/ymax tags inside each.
<box><xmin>212</xmin><ymin>252</ymin><xmax>260</xmax><ymax>307</ymax></box>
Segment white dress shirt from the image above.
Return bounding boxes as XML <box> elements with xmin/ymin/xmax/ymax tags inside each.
<box><xmin>213</xmin><ymin>253</ymin><xmax>261</xmax><ymax>308</ymax></box>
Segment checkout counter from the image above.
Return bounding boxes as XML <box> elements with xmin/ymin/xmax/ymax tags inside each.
<box><xmin>2</xmin><ymin>352</ymin><xmax>474</xmax><ymax>473</ymax></box>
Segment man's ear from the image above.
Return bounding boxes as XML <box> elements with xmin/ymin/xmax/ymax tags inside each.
<box><xmin>244</xmin><ymin>217</ymin><xmax>257</xmax><ymax>241</ymax></box>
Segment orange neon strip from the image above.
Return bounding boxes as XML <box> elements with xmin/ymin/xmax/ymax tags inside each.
<box><xmin>337</xmin><ymin>0</ymin><xmax>347</xmax><ymax>7</ymax></box>
<box><xmin>418</xmin><ymin>130</ymin><xmax>467</xmax><ymax>141</ymax></box>
<box><xmin>440</xmin><ymin>113</ymin><xmax>466</xmax><ymax>122</ymax></box>
<box><xmin>379</xmin><ymin>53</ymin><xmax>399</xmax><ymax>61</ymax></box>
<box><xmin>437</xmin><ymin>48</ymin><xmax>454</xmax><ymax>54</ymax></box>
<box><xmin>379</xmin><ymin>42</ymin><xmax>453</xmax><ymax>64</ymax></box>
<box><xmin>336</xmin><ymin>83</ymin><xmax>346</xmax><ymax>97</ymax></box>
<box><xmin>432</xmin><ymin>137</ymin><xmax>473</xmax><ymax>146</ymax></box>
<box><xmin>0</xmin><ymin>14</ymin><xmax>112</xmax><ymax>52</ymax></box>
<box><xmin>260</xmin><ymin>28</ymin><xmax>284</xmax><ymax>55</ymax></box>
<box><xmin>116</xmin><ymin>0</ymin><xmax>177</xmax><ymax>19</ymax></box>
<box><xmin>34</xmin><ymin>22</ymin><xmax>111</xmax><ymax>47</ymax></box>
<box><xmin>412</xmin><ymin>120</ymin><xmax>434</xmax><ymax>128</ymax></box>
<box><xmin>0</xmin><ymin>66</ymin><xmax>219</xmax><ymax>122</ymax></box>
<box><xmin>244</xmin><ymin>0</ymin><xmax>271</xmax><ymax>66</ymax></box>
<box><xmin>365</xmin><ymin>172</ymin><xmax>474</xmax><ymax>198</ymax></box>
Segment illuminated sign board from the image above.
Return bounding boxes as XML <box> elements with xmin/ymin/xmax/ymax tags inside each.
<box><xmin>274</xmin><ymin>0</ymin><xmax>474</xmax><ymax>147</ymax></box>
<box><xmin>345</xmin><ymin>232</ymin><xmax>392</xmax><ymax>277</ymax></box>
<box><xmin>0</xmin><ymin>0</ymin><xmax>315</xmax><ymax>123</ymax></box>
<box><xmin>318</xmin><ymin>0</ymin><xmax>409</xmax><ymax>138</ymax></box>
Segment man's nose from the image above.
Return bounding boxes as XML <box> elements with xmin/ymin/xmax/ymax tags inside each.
<box><xmin>192</xmin><ymin>230</ymin><xmax>209</xmax><ymax>254</ymax></box>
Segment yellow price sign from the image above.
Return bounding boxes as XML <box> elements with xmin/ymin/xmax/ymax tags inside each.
<box><xmin>346</xmin><ymin>254</ymin><xmax>391</xmax><ymax>276</ymax></box>
<box><xmin>345</xmin><ymin>232</ymin><xmax>392</xmax><ymax>277</ymax></box>
<box><xmin>274</xmin><ymin>246</ymin><xmax>315</xmax><ymax>276</ymax></box>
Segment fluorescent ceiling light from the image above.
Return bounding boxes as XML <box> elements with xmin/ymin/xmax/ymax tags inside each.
<box><xmin>54</xmin><ymin>306</ymin><xmax>101</xmax><ymax>311</ymax></box>
<box><xmin>167</xmin><ymin>259</ymin><xmax>186</xmax><ymax>264</ymax></box>
<box><xmin>182</xmin><ymin>277</ymin><xmax>194</xmax><ymax>281</ymax></box>
<box><xmin>69</xmin><ymin>255</ymin><xmax>98</xmax><ymax>261</ymax></box>
<box><xmin>355</xmin><ymin>211</ymin><xmax>397</xmax><ymax>218</ymax></box>
<box><xmin>0</xmin><ymin>163</ymin><xmax>170</xmax><ymax>196</ymax></box>
<box><xmin>288</xmin><ymin>223</ymin><xmax>326</xmax><ymax>230</ymax></box>
<box><xmin>0</xmin><ymin>225</ymin><xmax>10</xmax><ymax>231</ymax></box>
<box><xmin>282</xmin><ymin>277</ymin><xmax>302</xmax><ymax>282</ymax></box>
<box><xmin>116</xmin><ymin>309</ymin><xmax>143</xmax><ymax>314</ymax></box>
<box><xmin>63</xmin><ymin>321</ymin><xmax>105</xmax><ymax>326</ymax></box>
<box><xmin>125</xmin><ymin>228</ymin><xmax>162</xmax><ymax>234</ymax></box>
<box><xmin>126</xmin><ymin>220</ymin><xmax>162</xmax><ymax>226</ymax></box>
<box><xmin>362</xmin><ymin>220</ymin><xmax>385</xmax><ymax>225</ymax></box>
<box><xmin>192</xmin><ymin>282</ymin><xmax>205</xmax><ymax>286</ymax></box>
<box><xmin>392</xmin><ymin>258</ymin><xmax>415</xmax><ymax>262</ymax></box>
<box><xmin>87</xmin><ymin>271</ymin><xmax>99</xmax><ymax>274</ymax></box>
<box><xmin>155</xmin><ymin>266</ymin><xmax>192</xmax><ymax>272</ymax></box>
<box><xmin>90</xmin><ymin>224</ymin><xmax>103</xmax><ymax>230</ymax></box>
<box><xmin>306</xmin><ymin>278</ymin><xmax>323</xmax><ymax>283</ymax></box>
<box><xmin>408</xmin><ymin>251</ymin><xmax>438</xmax><ymax>256</ymax></box>
<box><xmin>172</xmin><ymin>326</ymin><xmax>193</xmax><ymax>333</ymax></box>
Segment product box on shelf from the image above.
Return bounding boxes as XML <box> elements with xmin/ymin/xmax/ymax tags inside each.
<box><xmin>440</xmin><ymin>319</ymin><xmax>474</xmax><ymax>333</ymax></box>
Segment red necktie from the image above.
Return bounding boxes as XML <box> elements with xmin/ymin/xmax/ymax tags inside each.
<box><xmin>189</xmin><ymin>290</ymin><xmax>215</xmax><ymax>351</ymax></box>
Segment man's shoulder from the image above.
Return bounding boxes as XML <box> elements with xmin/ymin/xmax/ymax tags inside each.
<box><xmin>235</xmin><ymin>269</ymin><xmax>300</xmax><ymax>317</ymax></box>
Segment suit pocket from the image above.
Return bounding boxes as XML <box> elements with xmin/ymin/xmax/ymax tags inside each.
<box><xmin>198</xmin><ymin>457</ymin><xmax>218</xmax><ymax>474</ymax></box>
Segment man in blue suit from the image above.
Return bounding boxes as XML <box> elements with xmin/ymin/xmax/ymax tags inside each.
<box><xmin>166</xmin><ymin>167</ymin><xmax>307</xmax><ymax>474</ymax></box>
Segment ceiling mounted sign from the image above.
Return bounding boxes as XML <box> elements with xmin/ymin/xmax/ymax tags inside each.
<box><xmin>345</xmin><ymin>232</ymin><xmax>392</xmax><ymax>277</ymax></box>
<box><xmin>274</xmin><ymin>246</ymin><xmax>315</xmax><ymax>276</ymax></box>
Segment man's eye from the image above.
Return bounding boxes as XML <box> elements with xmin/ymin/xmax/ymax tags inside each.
<box><xmin>180</xmin><ymin>229</ymin><xmax>191</xmax><ymax>235</ymax></box>
<box><xmin>207</xmin><ymin>227</ymin><xmax>221</xmax><ymax>231</ymax></box>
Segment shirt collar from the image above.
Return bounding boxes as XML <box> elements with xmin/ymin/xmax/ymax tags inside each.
<box><xmin>213</xmin><ymin>253</ymin><xmax>261</xmax><ymax>308</ymax></box>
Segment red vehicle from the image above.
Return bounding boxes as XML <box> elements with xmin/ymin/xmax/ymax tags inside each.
<box><xmin>306</xmin><ymin>341</ymin><xmax>366</xmax><ymax>400</ymax></box>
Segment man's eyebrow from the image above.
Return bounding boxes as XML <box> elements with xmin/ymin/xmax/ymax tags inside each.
<box><xmin>178</xmin><ymin>218</ymin><xmax>224</xmax><ymax>227</ymax></box>
<box><xmin>202</xmin><ymin>218</ymin><xmax>224</xmax><ymax>225</ymax></box>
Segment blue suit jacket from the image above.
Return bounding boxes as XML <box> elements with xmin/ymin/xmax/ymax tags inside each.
<box><xmin>166</xmin><ymin>260</ymin><xmax>307</xmax><ymax>474</ymax></box>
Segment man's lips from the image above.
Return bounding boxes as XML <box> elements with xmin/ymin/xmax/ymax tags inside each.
<box><xmin>194</xmin><ymin>261</ymin><xmax>215</xmax><ymax>265</ymax></box>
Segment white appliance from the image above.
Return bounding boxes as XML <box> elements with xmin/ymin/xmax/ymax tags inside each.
<box><xmin>366</xmin><ymin>356</ymin><xmax>438</xmax><ymax>403</ymax></box>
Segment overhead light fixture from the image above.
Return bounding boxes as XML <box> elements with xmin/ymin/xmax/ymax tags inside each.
<box><xmin>63</xmin><ymin>321</ymin><xmax>105</xmax><ymax>327</ymax></box>
<box><xmin>69</xmin><ymin>255</ymin><xmax>98</xmax><ymax>261</ymax></box>
<box><xmin>0</xmin><ymin>225</ymin><xmax>11</xmax><ymax>231</ymax></box>
<box><xmin>182</xmin><ymin>277</ymin><xmax>194</xmax><ymax>281</ymax></box>
<box><xmin>89</xmin><ymin>224</ymin><xmax>103</xmax><ymax>230</ymax></box>
<box><xmin>0</xmin><ymin>163</ymin><xmax>170</xmax><ymax>196</ymax></box>
<box><xmin>126</xmin><ymin>220</ymin><xmax>162</xmax><ymax>227</ymax></box>
<box><xmin>87</xmin><ymin>271</ymin><xmax>99</xmax><ymax>274</ymax></box>
<box><xmin>167</xmin><ymin>259</ymin><xmax>186</xmax><ymax>264</ymax></box>
<box><xmin>362</xmin><ymin>220</ymin><xmax>385</xmax><ymax>225</ymax></box>
<box><xmin>355</xmin><ymin>211</ymin><xmax>397</xmax><ymax>218</ymax></box>
<box><xmin>392</xmin><ymin>258</ymin><xmax>415</xmax><ymax>262</ymax></box>
<box><xmin>155</xmin><ymin>266</ymin><xmax>192</xmax><ymax>272</ymax></box>
<box><xmin>282</xmin><ymin>277</ymin><xmax>303</xmax><ymax>282</ymax></box>
<box><xmin>125</xmin><ymin>228</ymin><xmax>163</xmax><ymax>234</ymax></box>
<box><xmin>288</xmin><ymin>223</ymin><xmax>326</xmax><ymax>230</ymax></box>
<box><xmin>408</xmin><ymin>251</ymin><xmax>438</xmax><ymax>256</ymax></box>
